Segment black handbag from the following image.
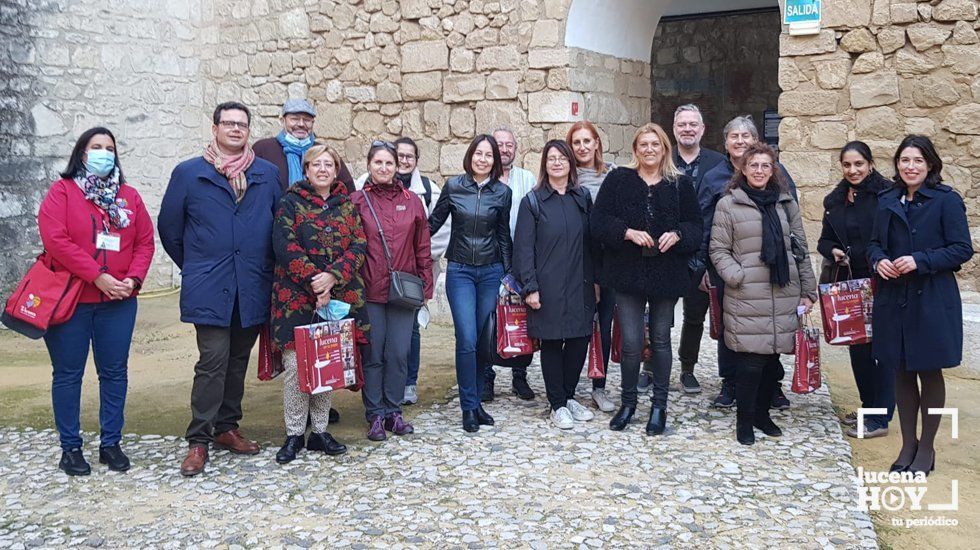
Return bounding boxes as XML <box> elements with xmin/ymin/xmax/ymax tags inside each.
<box><xmin>362</xmin><ymin>189</ymin><xmax>425</xmax><ymax>309</ymax></box>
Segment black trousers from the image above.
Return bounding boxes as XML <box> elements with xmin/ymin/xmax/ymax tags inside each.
<box><xmin>678</xmin><ymin>268</ymin><xmax>709</xmax><ymax>374</ymax></box>
<box><xmin>185</xmin><ymin>303</ymin><xmax>260</xmax><ymax>445</ymax></box>
<box><xmin>734</xmin><ymin>351</ymin><xmax>782</xmax><ymax>421</ymax></box>
<box><xmin>710</xmin><ymin>270</ymin><xmax>738</xmax><ymax>383</ymax></box>
<box><xmin>539</xmin><ymin>336</ymin><xmax>590</xmax><ymax>411</ymax></box>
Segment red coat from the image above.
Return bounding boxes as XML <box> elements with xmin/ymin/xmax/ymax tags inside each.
<box><xmin>38</xmin><ymin>178</ymin><xmax>155</xmax><ymax>303</ymax></box>
<box><xmin>351</xmin><ymin>182</ymin><xmax>433</xmax><ymax>304</ymax></box>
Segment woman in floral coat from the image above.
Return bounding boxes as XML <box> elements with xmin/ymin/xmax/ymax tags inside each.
<box><xmin>271</xmin><ymin>142</ymin><xmax>368</xmax><ymax>464</ymax></box>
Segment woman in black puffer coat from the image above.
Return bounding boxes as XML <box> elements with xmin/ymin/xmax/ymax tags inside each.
<box><xmin>591</xmin><ymin>123</ymin><xmax>702</xmax><ymax>435</ymax></box>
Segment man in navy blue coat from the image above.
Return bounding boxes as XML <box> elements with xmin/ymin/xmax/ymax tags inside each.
<box><xmin>158</xmin><ymin>102</ymin><xmax>282</xmax><ymax>477</ymax></box>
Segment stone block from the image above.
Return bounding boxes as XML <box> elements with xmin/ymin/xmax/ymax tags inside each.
<box><xmin>906</xmin><ymin>117</ymin><xmax>937</xmax><ymax>135</ymax></box>
<box><xmin>440</xmin><ymin>143</ymin><xmax>470</xmax><ymax>175</ymax></box>
<box><xmin>313</xmin><ymin>103</ymin><xmax>352</xmax><ymax>139</ymax></box>
<box><xmin>524</xmin><ymin>70</ymin><xmax>547</xmax><ymax>92</ymax></box>
<box><xmin>810</xmin><ymin>122</ymin><xmax>848</xmax><ymax>150</ymax></box>
<box><xmin>952</xmin><ymin>21</ymin><xmax>979</xmax><ymax>44</ymax></box>
<box><xmin>486</xmin><ymin>71</ymin><xmax>520</xmax><ymax>99</ymax></box>
<box><xmin>464</xmin><ymin>28</ymin><xmax>500</xmax><ymax>49</ymax></box>
<box><xmin>944</xmin><ymin>103</ymin><xmax>980</xmax><ymax>134</ymax></box>
<box><xmin>877</xmin><ymin>27</ymin><xmax>906</xmax><ymax>53</ymax></box>
<box><xmin>530</xmin><ymin>19</ymin><xmax>563</xmax><ymax>48</ymax></box>
<box><xmin>450</xmin><ymin>107</ymin><xmax>475</xmax><ymax>138</ymax></box>
<box><xmin>815</xmin><ymin>59</ymin><xmax>850</xmax><ymax>89</ymax></box>
<box><xmin>779</xmin><ymin>151</ymin><xmax>834</xmax><ymax>187</ymax></box>
<box><xmin>450</xmin><ymin>48</ymin><xmax>475</xmax><ymax>72</ymax></box>
<box><xmin>423</xmin><ymin>101</ymin><xmax>450</xmax><ymax>140</ymax></box>
<box><xmin>871</xmin><ymin>0</ymin><xmax>890</xmax><ymax>25</ymax></box>
<box><xmin>855</xmin><ymin>106</ymin><xmax>902</xmax><ymax>140</ymax></box>
<box><xmin>840</xmin><ymin>28</ymin><xmax>876</xmax><ymax>53</ymax></box>
<box><xmin>401</xmin><ymin>0</ymin><xmax>430</xmax><ymax>19</ymax></box>
<box><xmin>402</xmin><ymin>72</ymin><xmax>442</xmax><ymax>101</ymax></box>
<box><xmin>942</xmin><ymin>44</ymin><xmax>980</xmax><ymax>75</ymax></box>
<box><xmin>400</xmin><ymin>41</ymin><xmax>449</xmax><ymax>72</ymax></box>
<box><xmin>912</xmin><ymin>73</ymin><xmax>961</xmax><ymax>108</ymax></box>
<box><xmin>278</xmin><ymin>8</ymin><xmax>310</xmax><ymax>39</ymax></box>
<box><xmin>778</xmin><ymin>91</ymin><xmax>841</xmax><ymax>116</ymax></box>
<box><xmin>974</xmin><ymin>76</ymin><xmax>980</xmax><ymax>100</ymax></box>
<box><xmin>778</xmin><ymin>58</ymin><xmax>805</xmax><ymax>91</ymax></box>
<box><xmin>443</xmin><ymin>74</ymin><xmax>485</xmax><ymax>102</ymax></box>
<box><xmin>475</xmin><ymin>101</ymin><xmax>528</xmax><ymax>135</ymax></box>
<box><xmin>583</xmin><ymin>93</ymin><xmax>631</xmax><ymax>125</ymax></box>
<box><xmin>476</xmin><ymin>45</ymin><xmax>521</xmax><ymax>71</ymax></box>
<box><xmin>895</xmin><ymin>48</ymin><xmax>943</xmax><ymax>74</ymax></box>
<box><xmin>344</xmin><ymin>86</ymin><xmax>377</xmax><ymax>103</ymax></box>
<box><xmin>369</xmin><ymin>12</ymin><xmax>400</xmax><ymax>33</ymax></box>
<box><xmin>779</xmin><ymin>30</ymin><xmax>836</xmax><ymax>56</ymax></box>
<box><xmin>890</xmin><ymin>3</ymin><xmax>919</xmax><ymax>24</ymax></box>
<box><xmin>528</xmin><ymin>91</ymin><xmax>584</xmax><ymax>123</ymax></box>
<box><xmin>30</xmin><ymin>103</ymin><xmax>66</xmax><ymax>137</ymax></box>
<box><xmin>528</xmin><ymin>48</ymin><xmax>568</xmax><ymax>69</ymax></box>
<box><xmin>933</xmin><ymin>0</ymin><xmax>978</xmax><ymax>22</ymax></box>
<box><xmin>353</xmin><ymin>111</ymin><xmax>385</xmax><ymax>136</ymax></box>
<box><xmin>907</xmin><ymin>23</ymin><xmax>953</xmax><ymax>52</ymax></box>
<box><xmin>852</xmin><ymin>52</ymin><xmax>885</xmax><ymax>74</ymax></box>
<box><xmin>822</xmin><ymin>0</ymin><xmax>873</xmax><ymax>27</ymax></box>
<box><xmin>849</xmin><ymin>72</ymin><xmax>900</xmax><ymax>108</ymax></box>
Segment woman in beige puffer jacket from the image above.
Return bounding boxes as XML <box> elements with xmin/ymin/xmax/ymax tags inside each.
<box><xmin>709</xmin><ymin>143</ymin><xmax>817</xmax><ymax>446</ymax></box>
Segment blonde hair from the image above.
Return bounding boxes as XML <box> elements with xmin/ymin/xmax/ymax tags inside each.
<box><xmin>301</xmin><ymin>141</ymin><xmax>343</xmax><ymax>177</ymax></box>
<box><xmin>627</xmin><ymin>122</ymin><xmax>682</xmax><ymax>180</ymax></box>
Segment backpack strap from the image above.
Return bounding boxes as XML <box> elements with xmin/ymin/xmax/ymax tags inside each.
<box><xmin>420</xmin><ymin>176</ymin><xmax>432</xmax><ymax>209</ymax></box>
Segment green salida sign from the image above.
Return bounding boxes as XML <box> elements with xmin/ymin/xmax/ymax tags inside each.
<box><xmin>784</xmin><ymin>0</ymin><xmax>821</xmax><ymax>24</ymax></box>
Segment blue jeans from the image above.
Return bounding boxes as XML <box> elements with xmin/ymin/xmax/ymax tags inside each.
<box><xmin>407</xmin><ymin>319</ymin><xmax>421</xmax><ymax>386</ymax></box>
<box><xmin>446</xmin><ymin>261</ymin><xmax>503</xmax><ymax>411</ymax></box>
<box><xmin>43</xmin><ymin>298</ymin><xmax>137</xmax><ymax>451</ymax></box>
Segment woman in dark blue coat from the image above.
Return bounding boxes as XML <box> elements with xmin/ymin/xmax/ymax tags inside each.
<box><xmin>868</xmin><ymin>135</ymin><xmax>973</xmax><ymax>476</ymax></box>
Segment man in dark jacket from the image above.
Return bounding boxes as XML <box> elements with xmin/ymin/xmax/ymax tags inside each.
<box><xmin>671</xmin><ymin>104</ymin><xmax>726</xmax><ymax>395</ymax></box>
<box><xmin>253</xmin><ymin>98</ymin><xmax>355</xmax><ymax>193</ymax></box>
<box><xmin>159</xmin><ymin>102</ymin><xmax>282</xmax><ymax>477</ymax></box>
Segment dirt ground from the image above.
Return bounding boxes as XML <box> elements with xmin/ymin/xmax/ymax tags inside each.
<box><xmin>0</xmin><ymin>293</ymin><xmax>975</xmax><ymax>549</ymax></box>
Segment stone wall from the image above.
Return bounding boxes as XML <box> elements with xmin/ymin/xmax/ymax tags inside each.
<box><xmin>778</xmin><ymin>0</ymin><xmax>980</xmax><ymax>288</ymax></box>
<box><xmin>0</xmin><ymin>0</ymin><xmax>214</xmax><ymax>292</ymax></box>
<box><xmin>651</xmin><ymin>10</ymin><xmax>782</xmax><ymax>152</ymax></box>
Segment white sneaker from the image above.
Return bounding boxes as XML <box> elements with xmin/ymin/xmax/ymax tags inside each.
<box><xmin>551</xmin><ymin>407</ymin><xmax>575</xmax><ymax>429</ymax></box>
<box><xmin>402</xmin><ymin>385</ymin><xmax>418</xmax><ymax>405</ymax></box>
<box><xmin>566</xmin><ymin>399</ymin><xmax>595</xmax><ymax>421</ymax></box>
<box><xmin>591</xmin><ymin>389</ymin><xmax>616</xmax><ymax>413</ymax></box>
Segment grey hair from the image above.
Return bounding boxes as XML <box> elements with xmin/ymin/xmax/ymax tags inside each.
<box><xmin>722</xmin><ymin>115</ymin><xmax>758</xmax><ymax>140</ymax></box>
<box><xmin>673</xmin><ymin>104</ymin><xmax>703</xmax><ymax>123</ymax></box>
<box><xmin>491</xmin><ymin>127</ymin><xmax>517</xmax><ymax>144</ymax></box>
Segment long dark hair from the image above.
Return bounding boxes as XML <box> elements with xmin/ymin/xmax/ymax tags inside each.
<box><xmin>60</xmin><ymin>127</ymin><xmax>125</xmax><ymax>181</ymax></box>
<box><xmin>839</xmin><ymin>140</ymin><xmax>873</xmax><ymax>163</ymax></box>
<box><xmin>536</xmin><ymin>140</ymin><xmax>578</xmax><ymax>191</ymax></box>
<box><xmin>727</xmin><ymin>142</ymin><xmax>788</xmax><ymax>194</ymax></box>
<box><xmin>463</xmin><ymin>134</ymin><xmax>503</xmax><ymax>181</ymax></box>
<box><xmin>893</xmin><ymin>134</ymin><xmax>943</xmax><ymax>189</ymax></box>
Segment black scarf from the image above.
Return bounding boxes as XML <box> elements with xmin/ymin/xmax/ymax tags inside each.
<box><xmin>741</xmin><ymin>182</ymin><xmax>790</xmax><ymax>287</ymax></box>
<box><xmin>395</xmin><ymin>171</ymin><xmax>412</xmax><ymax>190</ymax></box>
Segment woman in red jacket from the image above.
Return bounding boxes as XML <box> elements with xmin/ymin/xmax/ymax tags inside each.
<box><xmin>37</xmin><ymin>127</ymin><xmax>155</xmax><ymax>476</ymax></box>
<box><xmin>351</xmin><ymin>141</ymin><xmax>433</xmax><ymax>441</ymax></box>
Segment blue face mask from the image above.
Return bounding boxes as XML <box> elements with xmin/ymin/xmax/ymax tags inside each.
<box><xmin>316</xmin><ymin>300</ymin><xmax>351</xmax><ymax>322</ymax></box>
<box><xmin>85</xmin><ymin>149</ymin><xmax>115</xmax><ymax>177</ymax></box>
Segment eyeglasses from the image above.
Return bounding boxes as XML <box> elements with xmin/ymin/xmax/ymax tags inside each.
<box><xmin>546</xmin><ymin>157</ymin><xmax>569</xmax><ymax>165</ymax></box>
<box><xmin>747</xmin><ymin>162</ymin><xmax>773</xmax><ymax>172</ymax></box>
<box><xmin>371</xmin><ymin>140</ymin><xmax>396</xmax><ymax>151</ymax></box>
<box><xmin>218</xmin><ymin>120</ymin><xmax>249</xmax><ymax>130</ymax></box>
<box><xmin>397</xmin><ymin>153</ymin><xmax>416</xmax><ymax>161</ymax></box>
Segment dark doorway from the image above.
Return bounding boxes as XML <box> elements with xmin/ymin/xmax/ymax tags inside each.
<box><xmin>650</xmin><ymin>8</ymin><xmax>782</xmax><ymax>152</ymax></box>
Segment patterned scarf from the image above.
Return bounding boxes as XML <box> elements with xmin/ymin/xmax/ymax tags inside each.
<box><xmin>74</xmin><ymin>168</ymin><xmax>130</xmax><ymax>229</ymax></box>
<box><xmin>276</xmin><ymin>131</ymin><xmax>314</xmax><ymax>185</ymax></box>
<box><xmin>204</xmin><ymin>141</ymin><xmax>255</xmax><ymax>202</ymax></box>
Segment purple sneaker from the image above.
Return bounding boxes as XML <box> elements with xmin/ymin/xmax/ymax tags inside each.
<box><xmin>383</xmin><ymin>412</ymin><xmax>414</xmax><ymax>436</ymax></box>
<box><xmin>367</xmin><ymin>415</ymin><xmax>387</xmax><ymax>441</ymax></box>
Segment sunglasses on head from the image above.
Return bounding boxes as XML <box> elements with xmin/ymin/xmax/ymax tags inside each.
<box><xmin>371</xmin><ymin>140</ymin><xmax>395</xmax><ymax>151</ymax></box>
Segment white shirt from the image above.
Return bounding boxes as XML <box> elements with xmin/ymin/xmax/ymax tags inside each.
<box><xmin>503</xmin><ymin>166</ymin><xmax>536</xmax><ymax>236</ymax></box>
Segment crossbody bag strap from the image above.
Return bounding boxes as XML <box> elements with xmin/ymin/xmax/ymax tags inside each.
<box><xmin>361</xmin><ymin>189</ymin><xmax>396</xmax><ymax>274</ymax></box>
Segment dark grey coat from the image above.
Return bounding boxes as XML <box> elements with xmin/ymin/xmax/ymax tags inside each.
<box><xmin>513</xmin><ymin>186</ymin><xmax>597</xmax><ymax>340</ymax></box>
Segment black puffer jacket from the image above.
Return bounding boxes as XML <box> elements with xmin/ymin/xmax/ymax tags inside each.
<box><xmin>590</xmin><ymin>167</ymin><xmax>702</xmax><ymax>299</ymax></box>
<box><xmin>429</xmin><ymin>174</ymin><xmax>513</xmax><ymax>271</ymax></box>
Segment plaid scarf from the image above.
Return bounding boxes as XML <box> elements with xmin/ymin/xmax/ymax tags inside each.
<box><xmin>204</xmin><ymin>141</ymin><xmax>255</xmax><ymax>202</ymax></box>
<box><xmin>74</xmin><ymin>168</ymin><xmax>131</xmax><ymax>229</ymax></box>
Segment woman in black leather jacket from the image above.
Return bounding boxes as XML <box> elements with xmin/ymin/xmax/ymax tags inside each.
<box><xmin>429</xmin><ymin>134</ymin><xmax>513</xmax><ymax>432</ymax></box>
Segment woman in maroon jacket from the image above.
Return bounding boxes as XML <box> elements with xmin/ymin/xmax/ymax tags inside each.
<box><xmin>351</xmin><ymin>141</ymin><xmax>433</xmax><ymax>441</ymax></box>
<box><xmin>37</xmin><ymin>127</ymin><xmax>155</xmax><ymax>475</ymax></box>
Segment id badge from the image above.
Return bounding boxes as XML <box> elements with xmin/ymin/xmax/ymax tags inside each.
<box><xmin>96</xmin><ymin>232</ymin><xmax>121</xmax><ymax>252</ymax></box>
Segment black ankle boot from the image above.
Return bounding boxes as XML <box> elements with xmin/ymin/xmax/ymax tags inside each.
<box><xmin>462</xmin><ymin>410</ymin><xmax>480</xmax><ymax>432</ymax></box>
<box><xmin>307</xmin><ymin>432</ymin><xmax>347</xmax><ymax>456</ymax></box>
<box><xmin>609</xmin><ymin>406</ymin><xmax>635</xmax><ymax>431</ymax></box>
<box><xmin>753</xmin><ymin>415</ymin><xmax>782</xmax><ymax>437</ymax></box>
<box><xmin>98</xmin><ymin>444</ymin><xmax>131</xmax><ymax>472</ymax></box>
<box><xmin>60</xmin><ymin>448</ymin><xmax>91</xmax><ymax>476</ymax></box>
<box><xmin>645</xmin><ymin>407</ymin><xmax>667</xmax><ymax>435</ymax></box>
<box><xmin>512</xmin><ymin>375</ymin><xmax>535</xmax><ymax>400</ymax></box>
<box><xmin>476</xmin><ymin>405</ymin><xmax>495</xmax><ymax>426</ymax></box>
<box><xmin>736</xmin><ymin>417</ymin><xmax>755</xmax><ymax>445</ymax></box>
<box><xmin>275</xmin><ymin>435</ymin><xmax>305</xmax><ymax>464</ymax></box>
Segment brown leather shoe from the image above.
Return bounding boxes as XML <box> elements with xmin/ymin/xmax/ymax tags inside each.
<box><xmin>180</xmin><ymin>445</ymin><xmax>208</xmax><ymax>477</ymax></box>
<box><xmin>213</xmin><ymin>429</ymin><xmax>260</xmax><ymax>455</ymax></box>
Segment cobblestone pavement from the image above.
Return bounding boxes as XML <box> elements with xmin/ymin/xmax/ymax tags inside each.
<box><xmin>0</xmin><ymin>334</ymin><xmax>877</xmax><ymax>549</ymax></box>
